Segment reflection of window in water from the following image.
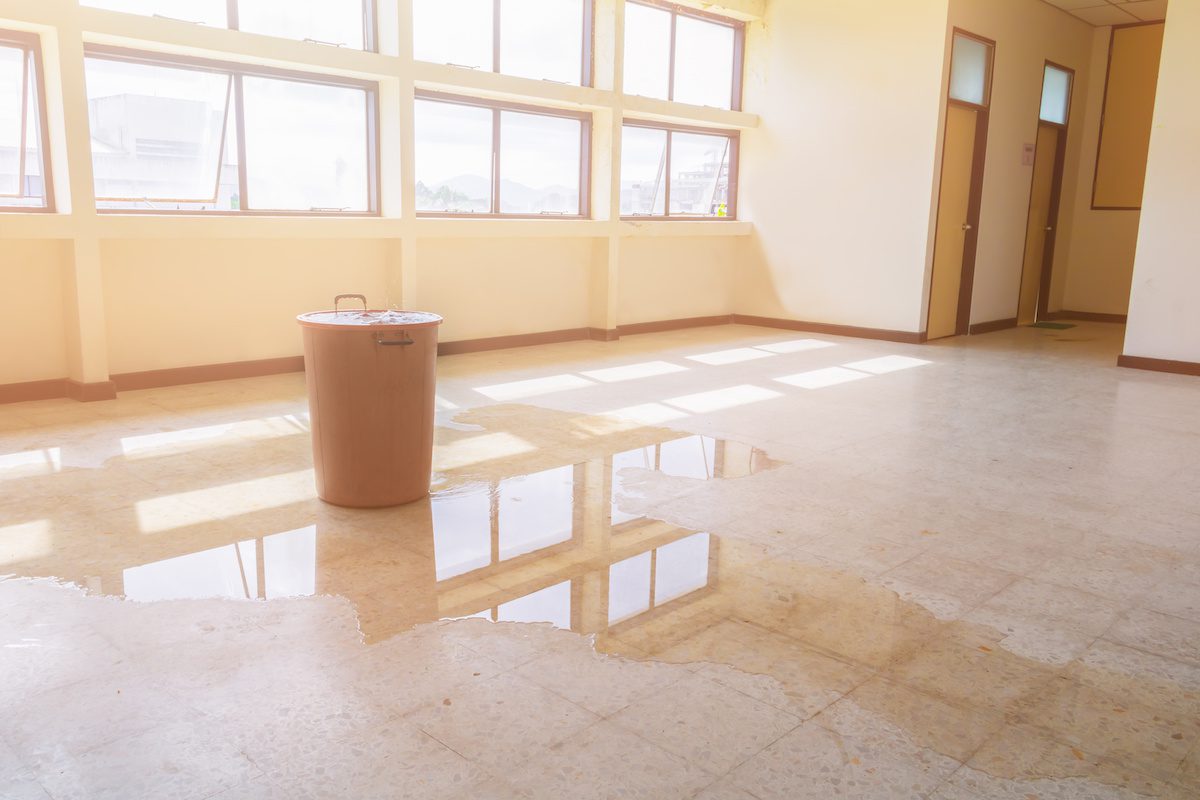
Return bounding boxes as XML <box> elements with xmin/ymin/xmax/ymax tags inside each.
<box><xmin>431</xmin><ymin>487</ymin><xmax>492</xmax><ymax>581</ymax></box>
<box><xmin>610</xmin><ymin>436</ymin><xmax>716</xmax><ymax>526</ymax></box>
<box><xmin>607</xmin><ymin>533</ymin><xmax>711</xmax><ymax>626</ymax></box>
<box><xmin>497</xmin><ymin>580</ymin><xmax>571</xmax><ymax>629</ymax></box>
<box><xmin>122</xmin><ymin>526</ymin><xmax>315</xmax><ymax>601</ymax></box>
<box><xmin>498</xmin><ymin>465</ymin><xmax>574</xmax><ymax>560</ymax></box>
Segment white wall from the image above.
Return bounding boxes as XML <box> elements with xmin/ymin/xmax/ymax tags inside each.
<box><xmin>947</xmin><ymin>0</ymin><xmax>1094</xmax><ymax>326</ymax></box>
<box><xmin>1123</xmin><ymin>1</ymin><xmax>1200</xmax><ymax>364</ymax></box>
<box><xmin>1054</xmin><ymin>27</ymin><xmax>1143</xmax><ymax>316</ymax></box>
<box><xmin>735</xmin><ymin>0</ymin><xmax>950</xmax><ymax>334</ymax></box>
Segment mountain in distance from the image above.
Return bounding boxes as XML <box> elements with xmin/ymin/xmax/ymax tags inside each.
<box><xmin>430</xmin><ymin>173</ymin><xmax>576</xmax><ymax>210</ymax></box>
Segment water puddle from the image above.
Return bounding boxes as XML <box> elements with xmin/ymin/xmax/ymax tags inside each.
<box><xmin>1</xmin><ymin>403</ymin><xmax>1196</xmax><ymax>797</ymax></box>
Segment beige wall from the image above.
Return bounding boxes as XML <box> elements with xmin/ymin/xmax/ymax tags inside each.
<box><xmin>1054</xmin><ymin>26</ymin><xmax>1152</xmax><ymax>316</ymax></box>
<box><xmin>617</xmin><ymin>237</ymin><xmax>735</xmax><ymax>326</ymax></box>
<box><xmin>417</xmin><ymin>238</ymin><xmax>593</xmax><ymax>342</ymax></box>
<box><xmin>101</xmin><ymin>239</ymin><xmax>390</xmax><ymax>374</ymax></box>
<box><xmin>1124</xmin><ymin>2</ymin><xmax>1200</xmax><ymax>364</ymax></box>
<box><xmin>947</xmin><ymin>0</ymin><xmax>1094</xmax><ymax>326</ymax></box>
<box><xmin>0</xmin><ymin>240</ymin><xmax>70</xmax><ymax>384</ymax></box>
<box><xmin>735</xmin><ymin>0</ymin><xmax>950</xmax><ymax>334</ymax></box>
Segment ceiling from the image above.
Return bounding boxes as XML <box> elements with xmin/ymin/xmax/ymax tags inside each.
<box><xmin>1041</xmin><ymin>0</ymin><xmax>1168</xmax><ymax>25</ymax></box>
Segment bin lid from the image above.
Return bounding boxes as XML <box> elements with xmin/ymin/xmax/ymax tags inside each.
<box><xmin>297</xmin><ymin>309</ymin><xmax>443</xmax><ymax>330</ymax></box>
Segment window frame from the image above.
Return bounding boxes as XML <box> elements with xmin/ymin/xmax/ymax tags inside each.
<box><xmin>414</xmin><ymin>0</ymin><xmax>595</xmax><ymax>88</ymax></box>
<box><xmin>1039</xmin><ymin>60</ymin><xmax>1074</xmax><ymax>128</ymax></box>
<box><xmin>0</xmin><ymin>29</ymin><xmax>55</xmax><ymax>214</ymax></box>
<box><xmin>85</xmin><ymin>1</ymin><xmax>379</xmax><ymax>53</ymax></box>
<box><xmin>625</xmin><ymin>0</ymin><xmax>746</xmax><ymax>111</ymax></box>
<box><xmin>414</xmin><ymin>89</ymin><xmax>593</xmax><ymax>220</ymax></box>
<box><xmin>84</xmin><ymin>45</ymin><xmax>380</xmax><ymax>216</ymax></box>
<box><xmin>620</xmin><ymin>118</ymin><xmax>739</xmax><ymax>221</ymax></box>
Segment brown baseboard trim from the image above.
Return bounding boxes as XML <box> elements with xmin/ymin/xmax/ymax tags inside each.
<box><xmin>1117</xmin><ymin>355</ymin><xmax>1200</xmax><ymax>377</ymax></box>
<box><xmin>1045</xmin><ymin>310</ymin><xmax>1128</xmax><ymax>324</ymax></box>
<box><xmin>732</xmin><ymin>314</ymin><xmax>926</xmax><ymax>344</ymax></box>
<box><xmin>112</xmin><ymin>356</ymin><xmax>305</xmax><ymax>392</ymax></box>
<box><xmin>617</xmin><ymin>315</ymin><xmax>735</xmax><ymax>337</ymax></box>
<box><xmin>589</xmin><ymin>328</ymin><xmax>619</xmax><ymax>342</ymax></box>
<box><xmin>0</xmin><ymin>378</ymin><xmax>68</xmax><ymax>404</ymax></box>
<box><xmin>66</xmin><ymin>380</ymin><xmax>118</xmax><ymax>402</ymax></box>
<box><xmin>438</xmin><ymin>328</ymin><xmax>595</xmax><ymax>356</ymax></box>
<box><xmin>969</xmin><ymin>317</ymin><xmax>1018</xmax><ymax>335</ymax></box>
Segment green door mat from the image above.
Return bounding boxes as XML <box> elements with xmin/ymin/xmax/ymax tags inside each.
<box><xmin>1030</xmin><ymin>322</ymin><xmax>1077</xmax><ymax>330</ymax></box>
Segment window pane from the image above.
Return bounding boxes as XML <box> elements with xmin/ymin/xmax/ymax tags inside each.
<box><xmin>81</xmin><ymin>0</ymin><xmax>227</xmax><ymax>27</ymax></box>
<box><xmin>1040</xmin><ymin>65</ymin><xmax>1071</xmax><ymax>125</ymax></box>
<box><xmin>413</xmin><ymin>0</ymin><xmax>493</xmax><ymax>70</ymax></box>
<box><xmin>654</xmin><ymin>533</ymin><xmax>710</xmax><ymax>605</ymax></box>
<box><xmin>86</xmin><ymin>58</ymin><xmax>235</xmax><ymax>210</ymax></box>
<box><xmin>237</xmin><ymin>0</ymin><xmax>366</xmax><ymax>50</ymax></box>
<box><xmin>0</xmin><ymin>46</ymin><xmax>25</xmax><ymax>198</ymax></box>
<box><xmin>620</xmin><ymin>126</ymin><xmax>667</xmax><ymax>216</ymax></box>
<box><xmin>949</xmin><ymin>33</ymin><xmax>990</xmax><ymax>106</ymax></box>
<box><xmin>608</xmin><ymin>552</ymin><xmax>651</xmax><ymax>624</ymax></box>
<box><xmin>497</xmin><ymin>580</ymin><xmax>571</xmax><ymax>629</ymax></box>
<box><xmin>499</xmin><ymin>110</ymin><xmax>581</xmax><ymax>215</ymax></box>
<box><xmin>431</xmin><ymin>487</ymin><xmax>493</xmax><ymax>581</ymax></box>
<box><xmin>414</xmin><ymin>99</ymin><xmax>493</xmax><ymax>213</ymax></box>
<box><xmin>499</xmin><ymin>0</ymin><xmax>583</xmax><ymax>84</ymax></box>
<box><xmin>623</xmin><ymin>2</ymin><xmax>671</xmax><ymax>100</ymax></box>
<box><xmin>241</xmin><ymin>76</ymin><xmax>370</xmax><ymax>212</ymax></box>
<box><xmin>21</xmin><ymin>55</ymin><xmax>47</xmax><ymax>205</ymax></box>
<box><xmin>669</xmin><ymin>131</ymin><xmax>732</xmax><ymax>216</ymax></box>
<box><xmin>498</xmin><ymin>466</ymin><xmax>574</xmax><ymax>560</ymax></box>
<box><xmin>673</xmin><ymin>15</ymin><xmax>735</xmax><ymax>109</ymax></box>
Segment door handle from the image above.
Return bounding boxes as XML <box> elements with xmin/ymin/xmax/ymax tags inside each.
<box><xmin>962</xmin><ymin>223</ymin><xmax>973</xmax><ymax>231</ymax></box>
<box><xmin>1045</xmin><ymin>226</ymin><xmax>1054</xmax><ymax>232</ymax></box>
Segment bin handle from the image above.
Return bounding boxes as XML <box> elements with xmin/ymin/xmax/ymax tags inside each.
<box><xmin>375</xmin><ymin>333</ymin><xmax>415</xmax><ymax>347</ymax></box>
<box><xmin>334</xmin><ymin>294</ymin><xmax>367</xmax><ymax>313</ymax></box>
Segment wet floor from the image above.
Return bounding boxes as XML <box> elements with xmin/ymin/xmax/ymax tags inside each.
<box><xmin>3</xmin><ymin>326</ymin><xmax>1200</xmax><ymax>798</ymax></box>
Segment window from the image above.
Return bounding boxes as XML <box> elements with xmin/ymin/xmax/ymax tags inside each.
<box><xmin>948</xmin><ymin>31</ymin><xmax>993</xmax><ymax>107</ymax></box>
<box><xmin>620</xmin><ymin>121</ymin><xmax>736</xmax><ymax>219</ymax></box>
<box><xmin>1040</xmin><ymin>64</ymin><xmax>1073</xmax><ymax>126</ymax></box>
<box><xmin>0</xmin><ymin>31</ymin><xmax>53</xmax><ymax>211</ymax></box>
<box><xmin>84</xmin><ymin>48</ymin><xmax>377</xmax><ymax>214</ymax></box>
<box><xmin>80</xmin><ymin>0</ymin><xmax>374</xmax><ymax>51</ymax></box>
<box><xmin>413</xmin><ymin>0</ymin><xmax>590</xmax><ymax>86</ymax></box>
<box><xmin>623</xmin><ymin>0</ymin><xmax>744</xmax><ymax>110</ymax></box>
<box><xmin>415</xmin><ymin>92</ymin><xmax>590</xmax><ymax>217</ymax></box>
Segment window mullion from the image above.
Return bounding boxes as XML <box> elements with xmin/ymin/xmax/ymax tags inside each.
<box><xmin>17</xmin><ymin>48</ymin><xmax>29</xmax><ymax>196</ymax></box>
<box><xmin>667</xmin><ymin>10</ymin><xmax>677</xmax><ymax>102</ymax></box>
<box><xmin>233</xmin><ymin>72</ymin><xmax>249</xmax><ymax>210</ymax></box>
<box><xmin>492</xmin><ymin>0</ymin><xmax>502</xmax><ymax>74</ymax></box>
<box><xmin>209</xmin><ymin>78</ymin><xmax>234</xmax><ymax>206</ymax></box>
<box><xmin>663</xmin><ymin>130</ymin><xmax>672</xmax><ymax>217</ymax></box>
<box><xmin>491</xmin><ymin>108</ymin><xmax>501</xmax><ymax>214</ymax></box>
<box><xmin>226</xmin><ymin>0</ymin><xmax>239</xmax><ymax>30</ymax></box>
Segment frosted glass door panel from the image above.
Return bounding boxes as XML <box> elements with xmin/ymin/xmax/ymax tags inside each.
<box><xmin>1040</xmin><ymin>65</ymin><xmax>1072</xmax><ymax>124</ymax></box>
<box><xmin>949</xmin><ymin>34</ymin><xmax>991</xmax><ymax>106</ymax></box>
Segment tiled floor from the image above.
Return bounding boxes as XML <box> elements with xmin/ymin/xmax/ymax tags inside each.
<box><xmin>1</xmin><ymin>321</ymin><xmax>1198</xmax><ymax>798</ymax></box>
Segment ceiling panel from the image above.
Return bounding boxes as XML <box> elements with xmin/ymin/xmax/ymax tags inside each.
<box><xmin>1041</xmin><ymin>0</ymin><xmax>1168</xmax><ymax>25</ymax></box>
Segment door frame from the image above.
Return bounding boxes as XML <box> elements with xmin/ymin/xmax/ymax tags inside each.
<box><xmin>927</xmin><ymin>28</ymin><xmax>995</xmax><ymax>338</ymax></box>
<box><xmin>1018</xmin><ymin>60</ymin><xmax>1074</xmax><ymax>321</ymax></box>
